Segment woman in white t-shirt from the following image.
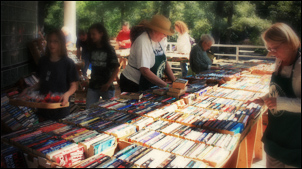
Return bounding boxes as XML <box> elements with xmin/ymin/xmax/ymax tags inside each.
<box><xmin>120</xmin><ymin>15</ymin><xmax>176</xmax><ymax>92</ymax></box>
<box><xmin>175</xmin><ymin>21</ymin><xmax>191</xmax><ymax>77</ymax></box>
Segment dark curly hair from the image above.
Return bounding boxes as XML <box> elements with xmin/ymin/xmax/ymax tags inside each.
<box><xmin>87</xmin><ymin>23</ymin><xmax>112</xmax><ymax>52</ymax></box>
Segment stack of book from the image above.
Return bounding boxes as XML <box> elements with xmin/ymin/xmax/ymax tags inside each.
<box><xmin>0</xmin><ymin>120</ymin><xmax>117</xmax><ymax>168</ymax></box>
<box><xmin>1</xmin><ymin>142</ymin><xmax>27</xmax><ymax>168</ymax></box>
<box><xmin>1</xmin><ymin>94</ymin><xmax>39</xmax><ymax>132</ymax></box>
<box><xmin>167</xmin><ymin>79</ymin><xmax>188</xmax><ymax>98</ymax></box>
<box><xmin>23</xmin><ymin>74</ymin><xmax>39</xmax><ymax>87</ymax></box>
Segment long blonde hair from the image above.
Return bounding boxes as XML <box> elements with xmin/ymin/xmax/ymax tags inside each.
<box><xmin>175</xmin><ymin>21</ymin><xmax>188</xmax><ymax>35</ymax></box>
<box><xmin>261</xmin><ymin>23</ymin><xmax>301</xmax><ymax>50</ymax></box>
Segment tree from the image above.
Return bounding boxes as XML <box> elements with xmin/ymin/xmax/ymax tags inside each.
<box><xmin>44</xmin><ymin>1</ymin><xmax>300</xmax><ymax>45</ymax></box>
<box><xmin>44</xmin><ymin>1</ymin><xmax>64</xmax><ymax>33</ymax></box>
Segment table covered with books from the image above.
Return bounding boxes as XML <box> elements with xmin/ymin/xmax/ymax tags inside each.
<box><xmin>1</xmin><ymin>59</ymin><xmax>275</xmax><ymax>168</ymax></box>
<box><xmin>166</xmin><ymin>52</ymin><xmax>189</xmax><ymax>63</ymax></box>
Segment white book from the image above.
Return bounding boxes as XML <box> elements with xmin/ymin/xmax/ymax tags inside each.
<box><xmin>188</xmin><ymin>143</ymin><xmax>205</xmax><ymax>159</ymax></box>
<box><xmin>152</xmin><ymin>136</ymin><xmax>173</xmax><ymax>149</ymax></box>
<box><xmin>135</xmin><ymin>149</ymin><xmax>156</xmax><ymax>166</ymax></box>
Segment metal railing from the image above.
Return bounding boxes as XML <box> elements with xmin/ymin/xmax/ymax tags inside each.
<box><xmin>211</xmin><ymin>44</ymin><xmax>268</xmax><ymax>62</ymax></box>
<box><xmin>166</xmin><ymin>42</ymin><xmax>271</xmax><ymax>62</ymax></box>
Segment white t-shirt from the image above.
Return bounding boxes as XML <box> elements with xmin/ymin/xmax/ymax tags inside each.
<box><xmin>122</xmin><ymin>32</ymin><xmax>167</xmax><ymax>84</ymax></box>
<box><xmin>177</xmin><ymin>32</ymin><xmax>191</xmax><ymax>55</ymax></box>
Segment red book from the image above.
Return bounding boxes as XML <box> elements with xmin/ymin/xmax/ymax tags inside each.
<box><xmin>61</xmin><ymin>128</ymin><xmax>87</xmax><ymax>139</ymax></box>
<box><xmin>11</xmin><ymin>130</ymin><xmax>42</xmax><ymax>142</ymax></box>
<box><xmin>36</xmin><ymin>140</ymin><xmax>67</xmax><ymax>152</ymax></box>
<box><xmin>105</xmin><ymin>102</ymin><xmax>120</xmax><ymax>109</ymax></box>
<box><xmin>53</xmin><ymin>145</ymin><xmax>85</xmax><ymax>167</ymax></box>
<box><xmin>26</xmin><ymin>136</ymin><xmax>56</xmax><ymax>148</ymax></box>
<box><xmin>39</xmin><ymin>123</ymin><xmax>67</xmax><ymax>133</ymax></box>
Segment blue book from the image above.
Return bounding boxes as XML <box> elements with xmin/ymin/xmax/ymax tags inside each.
<box><xmin>93</xmin><ymin>136</ymin><xmax>115</xmax><ymax>155</ymax></box>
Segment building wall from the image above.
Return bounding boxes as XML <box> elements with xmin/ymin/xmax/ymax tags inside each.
<box><xmin>1</xmin><ymin>1</ymin><xmax>38</xmax><ymax>89</ymax></box>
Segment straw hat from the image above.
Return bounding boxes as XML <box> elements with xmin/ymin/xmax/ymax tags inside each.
<box><xmin>144</xmin><ymin>15</ymin><xmax>174</xmax><ymax>36</ymax></box>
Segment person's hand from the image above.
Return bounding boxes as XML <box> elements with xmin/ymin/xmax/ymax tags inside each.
<box><xmin>245</xmin><ymin>98</ymin><xmax>265</xmax><ymax>106</ymax></box>
<box><xmin>59</xmin><ymin>93</ymin><xmax>70</xmax><ymax>106</ymax></box>
<box><xmin>119</xmin><ymin>41</ymin><xmax>125</xmax><ymax>46</ymax></box>
<box><xmin>19</xmin><ymin>88</ymin><xmax>31</xmax><ymax>98</ymax></box>
<box><xmin>100</xmin><ymin>84</ymin><xmax>111</xmax><ymax>92</ymax></box>
<box><xmin>263</xmin><ymin>98</ymin><xmax>277</xmax><ymax>109</ymax></box>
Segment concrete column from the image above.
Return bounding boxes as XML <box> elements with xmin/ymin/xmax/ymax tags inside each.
<box><xmin>64</xmin><ymin>1</ymin><xmax>76</xmax><ymax>45</ymax></box>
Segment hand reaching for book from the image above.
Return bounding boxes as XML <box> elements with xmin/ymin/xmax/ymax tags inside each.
<box><xmin>245</xmin><ymin>98</ymin><xmax>264</xmax><ymax>106</ymax></box>
<box><xmin>263</xmin><ymin>98</ymin><xmax>276</xmax><ymax>109</ymax></box>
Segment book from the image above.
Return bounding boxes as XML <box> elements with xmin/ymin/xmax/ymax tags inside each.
<box><xmin>172</xmin><ymin>79</ymin><xmax>188</xmax><ymax>89</ymax></box>
<box><xmin>169</xmin><ymin>86</ymin><xmax>187</xmax><ymax>94</ymax></box>
<box><xmin>120</xmin><ymin>92</ymin><xmax>143</xmax><ymax>100</ymax></box>
<box><xmin>153</xmin><ymin>88</ymin><xmax>168</xmax><ymax>96</ymax></box>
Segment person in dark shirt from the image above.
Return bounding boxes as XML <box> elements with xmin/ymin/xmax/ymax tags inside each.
<box><xmin>76</xmin><ymin>30</ymin><xmax>89</xmax><ymax>77</ymax></box>
<box><xmin>86</xmin><ymin>23</ymin><xmax>120</xmax><ymax>109</ymax></box>
<box><xmin>189</xmin><ymin>34</ymin><xmax>216</xmax><ymax>74</ymax></box>
<box><xmin>21</xmin><ymin>29</ymin><xmax>79</xmax><ymax>121</ymax></box>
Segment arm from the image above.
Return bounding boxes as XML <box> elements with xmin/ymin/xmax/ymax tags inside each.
<box><xmin>122</xmin><ymin>39</ymin><xmax>131</xmax><ymax>47</ymax></box>
<box><xmin>140</xmin><ymin>67</ymin><xmax>168</xmax><ymax>88</ymax></box>
<box><xmin>60</xmin><ymin>81</ymin><xmax>78</xmax><ymax>106</ymax></box>
<box><xmin>100</xmin><ymin>65</ymin><xmax>120</xmax><ymax>92</ymax></box>
<box><xmin>276</xmin><ymin>97</ymin><xmax>301</xmax><ymax>113</ymax></box>
<box><xmin>165</xmin><ymin>62</ymin><xmax>176</xmax><ymax>82</ymax></box>
<box><xmin>77</xmin><ymin>47</ymin><xmax>81</xmax><ymax>60</ymax></box>
<box><xmin>122</xmin><ymin>39</ymin><xmax>131</xmax><ymax>43</ymax></box>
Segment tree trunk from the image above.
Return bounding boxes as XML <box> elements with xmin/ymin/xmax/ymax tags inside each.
<box><xmin>225</xmin><ymin>2</ymin><xmax>234</xmax><ymax>44</ymax></box>
<box><xmin>120</xmin><ymin>1</ymin><xmax>125</xmax><ymax>26</ymax></box>
<box><xmin>161</xmin><ymin>1</ymin><xmax>171</xmax><ymax>18</ymax></box>
<box><xmin>212</xmin><ymin>1</ymin><xmax>224</xmax><ymax>53</ymax></box>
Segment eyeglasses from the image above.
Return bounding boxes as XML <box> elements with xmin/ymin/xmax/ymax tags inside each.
<box><xmin>266</xmin><ymin>43</ymin><xmax>283</xmax><ymax>53</ymax></box>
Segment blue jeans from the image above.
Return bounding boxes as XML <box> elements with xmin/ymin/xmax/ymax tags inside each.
<box><xmin>180</xmin><ymin>62</ymin><xmax>188</xmax><ymax>77</ymax></box>
<box><xmin>86</xmin><ymin>88</ymin><xmax>115</xmax><ymax>109</ymax></box>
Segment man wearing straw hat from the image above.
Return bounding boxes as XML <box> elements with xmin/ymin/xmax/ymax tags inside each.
<box><xmin>120</xmin><ymin>15</ymin><xmax>176</xmax><ymax>92</ymax></box>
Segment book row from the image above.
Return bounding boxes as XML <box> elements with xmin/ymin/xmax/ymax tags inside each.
<box><xmin>1</xmin><ymin>120</ymin><xmax>117</xmax><ymax>167</ymax></box>
<box><xmin>1</xmin><ymin>94</ymin><xmax>38</xmax><ymax>131</ymax></box>
<box><xmin>127</xmin><ymin>128</ymin><xmax>239</xmax><ymax>152</ymax></box>
<box><xmin>1</xmin><ymin>142</ymin><xmax>27</xmax><ymax>168</ymax></box>
<box><xmin>74</xmin><ymin>146</ymin><xmax>211</xmax><ymax>168</ymax></box>
<box><xmin>205</xmin><ymin>87</ymin><xmax>264</xmax><ymax>101</ymax></box>
<box><xmin>112</xmin><ymin>143</ymin><xmax>226</xmax><ymax>168</ymax></box>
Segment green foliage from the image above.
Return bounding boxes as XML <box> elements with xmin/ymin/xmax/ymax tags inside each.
<box><xmin>44</xmin><ymin>1</ymin><xmax>64</xmax><ymax>33</ymax></box>
<box><xmin>44</xmin><ymin>1</ymin><xmax>301</xmax><ymax>45</ymax></box>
